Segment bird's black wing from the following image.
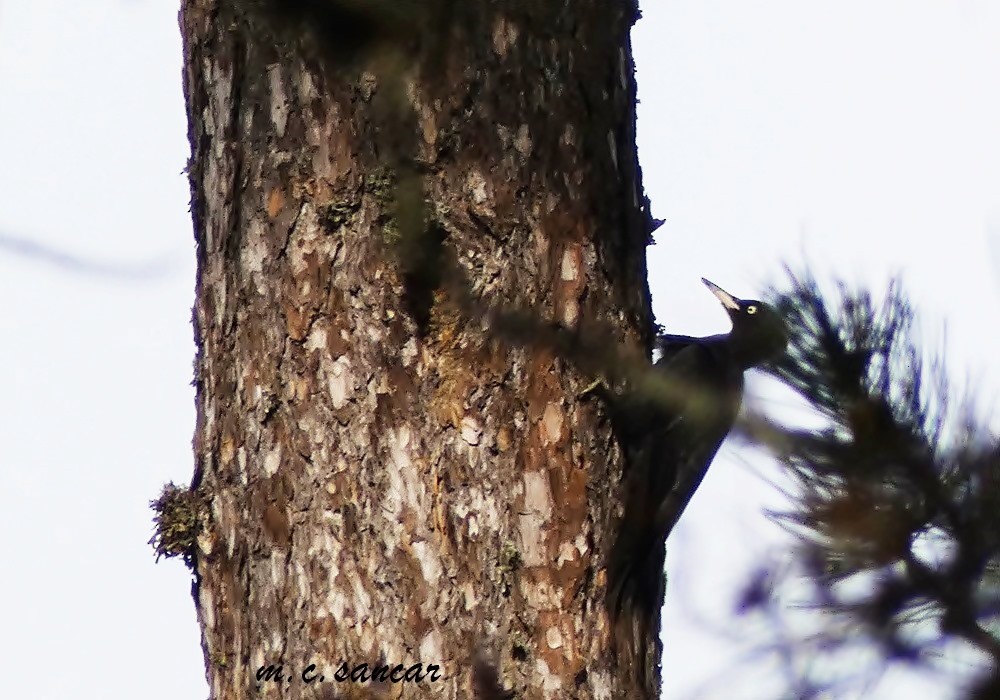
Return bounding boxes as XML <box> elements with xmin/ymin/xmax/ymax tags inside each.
<box><xmin>607</xmin><ymin>339</ymin><xmax>742</xmax><ymax>688</ymax></box>
<box><xmin>649</xmin><ymin>339</ymin><xmax>742</xmax><ymax>535</ymax></box>
<box><xmin>654</xmin><ymin>333</ymin><xmax>701</xmax><ymax>363</ymax></box>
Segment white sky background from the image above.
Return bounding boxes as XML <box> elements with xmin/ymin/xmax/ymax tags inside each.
<box><xmin>1</xmin><ymin>1</ymin><xmax>999</xmax><ymax>699</ymax></box>
<box><xmin>633</xmin><ymin>1</ymin><xmax>1000</xmax><ymax>698</ymax></box>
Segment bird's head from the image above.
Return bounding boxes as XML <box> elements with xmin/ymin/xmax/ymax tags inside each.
<box><xmin>702</xmin><ymin>278</ymin><xmax>788</xmax><ymax>368</ymax></box>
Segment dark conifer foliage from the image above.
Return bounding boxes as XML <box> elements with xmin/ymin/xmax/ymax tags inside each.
<box><xmin>741</xmin><ymin>268</ymin><xmax>1000</xmax><ymax>697</ymax></box>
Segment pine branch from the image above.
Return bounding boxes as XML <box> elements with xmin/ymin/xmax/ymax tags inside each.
<box><xmin>744</xmin><ymin>266</ymin><xmax>1000</xmax><ymax>697</ymax></box>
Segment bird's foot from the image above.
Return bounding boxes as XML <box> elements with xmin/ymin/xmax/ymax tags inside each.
<box><xmin>578</xmin><ymin>378</ymin><xmax>609</xmax><ymax>400</ymax></box>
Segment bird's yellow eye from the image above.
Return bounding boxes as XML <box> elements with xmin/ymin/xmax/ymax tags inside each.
<box><xmin>746</xmin><ymin>305</ymin><xmax>758</xmax><ymax>315</ymax></box>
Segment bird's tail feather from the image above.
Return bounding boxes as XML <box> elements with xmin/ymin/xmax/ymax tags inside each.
<box><xmin>606</xmin><ymin>527</ymin><xmax>667</xmax><ymax>692</ymax></box>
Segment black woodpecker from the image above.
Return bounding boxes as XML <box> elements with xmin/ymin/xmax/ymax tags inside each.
<box><xmin>601</xmin><ymin>278</ymin><xmax>788</xmax><ymax>686</ymax></box>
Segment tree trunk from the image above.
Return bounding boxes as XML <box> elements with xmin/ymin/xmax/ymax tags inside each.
<box><xmin>180</xmin><ymin>1</ymin><xmax>656</xmax><ymax>697</ymax></box>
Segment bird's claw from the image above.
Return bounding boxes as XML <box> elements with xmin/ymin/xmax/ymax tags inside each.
<box><xmin>578</xmin><ymin>378</ymin><xmax>609</xmax><ymax>400</ymax></box>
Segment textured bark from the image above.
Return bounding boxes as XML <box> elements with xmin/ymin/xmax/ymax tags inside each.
<box><xmin>181</xmin><ymin>1</ymin><xmax>656</xmax><ymax>697</ymax></box>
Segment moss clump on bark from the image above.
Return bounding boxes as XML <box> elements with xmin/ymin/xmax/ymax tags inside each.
<box><xmin>149</xmin><ymin>482</ymin><xmax>206</xmax><ymax>568</ymax></box>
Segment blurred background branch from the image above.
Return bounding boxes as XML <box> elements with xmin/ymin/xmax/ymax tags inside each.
<box><xmin>725</xmin><ymin>266</ymin><xmax>1000</xmax><ymax>698</ymax></box>
<box><xmin>0</xmin><ymin>231</ymin><xmax>177</xmax><ymax>280</ymax></box>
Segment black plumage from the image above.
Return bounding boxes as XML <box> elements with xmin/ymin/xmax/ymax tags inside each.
<box><xmin>602</xmin><ymin>278</ymin><xmax>788</xmax><ymax>687</ymax></box>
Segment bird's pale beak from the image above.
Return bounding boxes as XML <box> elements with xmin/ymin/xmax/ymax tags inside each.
<box><xmin>701</xmin><ymin>278</ymin><xmax>741</xmax><ymax>312</ymax></box>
